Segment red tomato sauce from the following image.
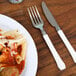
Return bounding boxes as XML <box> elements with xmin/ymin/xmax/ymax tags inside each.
<box><xmin>3</xmin><ymin>57</ymin><xmax>25</xmax><ymax>74</ymax></box>
<box><xmin>8</xmin><ymin>55</ymin><xmax>25</xmax><ymax>74</ymax></box>
<box><xmin>0</xmin><ymin>33</ymin><xmax>2</xmax><ymax>36</ymax></box>
<box><xmin>1</xmin><ymin>49</ymin><xmax>25</xmax><ymax>74</ymax></box>
<box><xmin>16</xmin><ymin>60</ymin><xmax>25</xmax><ymax>74</ymax></box>
<box><xmin>11</xmin><ymin>72</ymin><xmax>17</xmax><ymax>76</ymax></box>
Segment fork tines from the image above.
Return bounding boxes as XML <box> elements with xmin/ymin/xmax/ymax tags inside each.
<box><xmin>27</xmin><ymin>6</ymin><xmax>43</xmax><ymax>25</ymax></box>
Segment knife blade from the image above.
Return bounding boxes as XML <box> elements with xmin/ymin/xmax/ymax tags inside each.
<box><xmin>42</xmin><ymin>1</ymin><xmax>60</xmax><ymax>31</ymax></box>
<box><xmin>42</xmin><ymin>1</ymin><xmax>76</xmax><ymax>63</ymax></box>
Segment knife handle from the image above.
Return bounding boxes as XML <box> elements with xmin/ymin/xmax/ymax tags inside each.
<box><xmin>58</xmin><ymin>30</ymin><xmax>76</xmax><ymax>63</ymax></box>
<box><xmin>43</xmin><ymin>34</ymin><xmax>66</xmax><ymax>70</ymax></box>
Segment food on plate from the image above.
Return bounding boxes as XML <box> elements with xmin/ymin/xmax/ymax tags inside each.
<box><xmin>0</xmin><ymin>66</ymin><xmax>19</xmax><ymax>76</ymax></box>
<box><xmin>0</xmin><ymin>29</ymin><xmax>27</xmax><ymax>76</ymax></box>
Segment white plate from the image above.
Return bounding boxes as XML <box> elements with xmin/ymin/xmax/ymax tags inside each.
<box><xmin>0</xmin><ymin>14</ymin><xmax>38</xmax><ymax>76</ymax></box>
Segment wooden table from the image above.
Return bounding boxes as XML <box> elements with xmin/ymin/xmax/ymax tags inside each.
<box><xmin>0</xmin><ymin>0</ymin><xmax>76</xmax><ymax>76</ymax></box>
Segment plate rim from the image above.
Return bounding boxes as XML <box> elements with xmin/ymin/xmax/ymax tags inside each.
<box><xmin>0</xmin><ymin>14</ymin><xmax>38</xmax><ymax>76</ymax></box>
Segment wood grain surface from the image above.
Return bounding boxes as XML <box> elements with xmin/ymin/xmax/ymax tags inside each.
<box><xmin>0</xmin><ymin>0</ymin><xmax>76</xmax><ymax>76</ymax></box>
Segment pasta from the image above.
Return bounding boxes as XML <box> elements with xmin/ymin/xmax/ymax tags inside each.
<box><xmin>0</xmin><ymin>29</ymin><xmax>27</xmax><ymax>74</ymax></box>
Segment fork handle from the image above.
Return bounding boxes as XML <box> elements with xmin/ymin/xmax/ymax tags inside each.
<box><xmin>43</xmin><ymin>34</ymin><xmax>66</xmax><ymax>70</ymax></box>
<box><xmin>58</xmin><ymin>30</ymin><xmax>76</xmax><ymax>63</ymax></box>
